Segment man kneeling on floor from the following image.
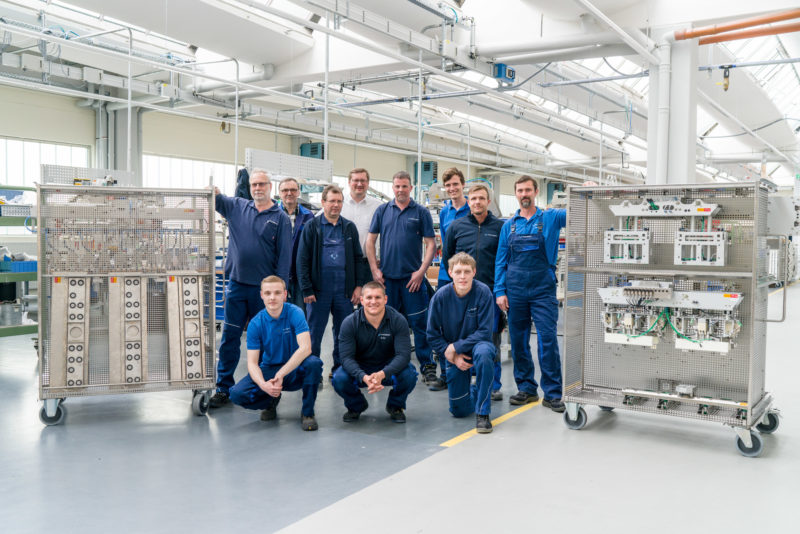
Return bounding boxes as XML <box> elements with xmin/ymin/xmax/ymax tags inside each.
<box><xmin>332</xmin><ymin>281</ymin><xmax>417</xmax><ymax>423</ymax></box>
<box><xmin>229</xmin><ymin>275</ymin><xmax>322</xmax><ymax>431</ymax></box>
<box><xmin>427</xmin><ymin>252</ymin><xmax>496</xmax><ymax>433</ymax></box>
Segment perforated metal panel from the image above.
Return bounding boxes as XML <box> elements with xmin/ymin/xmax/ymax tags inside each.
<box><xmin>41</xmin><ymin>164</ymin><xmax>136</xmax><ymax>187</ymax></box>
<box><xmin>37</xmin><ymin>185</ymin><xmax>215</xmax><ymax>399</ymax></box>
<box><xmin>563</xmin><ymin>182</ymin><xmax>773</xmax><ymax>429</ymax></box>
<box><xmin>245</xmin><ymin>147</ymin><xmax>333</xmax><ymax>182</ymax></box>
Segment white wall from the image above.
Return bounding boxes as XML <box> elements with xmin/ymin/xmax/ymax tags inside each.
<box><xmin>0</xmin><ymin>86</ymin><xmax>95</xmax><ymax>149</ymax></box>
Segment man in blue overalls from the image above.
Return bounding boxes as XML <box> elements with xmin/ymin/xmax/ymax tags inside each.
<box><xmin>430</xmin><ymin>167</ymin><xmax>470</xmax><ymax>391</ymax></box>
<box><xmin>296</xmin><ymin>184</ymin><xmax>369</xmax><ymax>379</ymax></box>
<box><xmin>278</xmin><ymin>177</ymin><xmax>314</xmax><ymax>313</ymax></box>
<box><xmin>210</xmin><ymin>170</ymin><xmax>292</xmax><ymax>408</ymax></box>
<box><xmin>495</xmin><ymin>175</ymin><xmax>566</xmax><ymax>413</ymax></box>
<box><xmin>366</xmin><ymin>171</ymin><xmax>438</xmax><ymax>385</ymax></box>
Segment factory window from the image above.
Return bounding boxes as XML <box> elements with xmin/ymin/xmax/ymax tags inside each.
<box><xmin>0</xmin><ymin>137</ymin><xmax>90</xmax><ymax>187</ymax></box>
<box><xmin>142</xmin><ymin>154</ymin><xmax>237</xmax><ymax>196</ymax></box>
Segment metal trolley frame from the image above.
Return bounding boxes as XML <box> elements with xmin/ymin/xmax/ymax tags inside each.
<box><xmin>562</xmin><ymin>181</ymin><xmax>782</xmax><ymax>457</ymax></box>
<box><xmin>36</xmin><ymin>184</ymin><xmax>216</xmax><ymax>425</ymax></box>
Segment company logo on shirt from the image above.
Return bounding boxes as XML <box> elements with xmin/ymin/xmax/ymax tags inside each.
<box><xmin>283</xmin><ymin>327</ymin><xmax>292</xmax><ymax>335</ymax></box>
<box><xmin>467</xmin><ymin>307</ymin><xmax>478</xmax><ymax>315</ymax></box>
<box><xmin>378</xmin><ymin>333</ymin><xmax>391</xmax><ymax>340</ymax></box>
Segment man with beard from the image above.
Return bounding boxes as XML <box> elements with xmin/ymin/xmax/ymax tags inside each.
<box><xmin>494</xmin><ymin>175</ymin><xmax>567</xmax><ymax>413</ymax></box>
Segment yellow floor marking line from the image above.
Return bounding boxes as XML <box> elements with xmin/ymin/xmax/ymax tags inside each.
<box><xmin>769</xmin><ymin>280</ymin><xmax>797</xmax><ymax>297</ymax></box>
<box><xmin>439</xmin><ymin>400</ymin><xmax>542</xmax><ymax>447</ymax></box>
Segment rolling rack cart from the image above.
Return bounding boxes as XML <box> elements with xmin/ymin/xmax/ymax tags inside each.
<box><xmin>562</xmin><ymin>181</ymin><xmax>783</xmax><ymax>457</ymax></box>
<box><xmin>37</xmin><ymin>168</ymin><xmax>216</xmax><ymax>425</ymax></box>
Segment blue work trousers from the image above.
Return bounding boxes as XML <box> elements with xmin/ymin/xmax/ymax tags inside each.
<box><xmin>447</xmin><ymin>341</ymin><xmax>495</xmax><ymax>417</ymax></box>
<box><xmin>307</xmin><ymin>275</ymin><xmax>353</xmax><ymax>370</ymax></box>
<box><xmin>288</xmin><ymin>279</ymin><xmax>307</xmax><ymax>316</ymax></box>
<box><xmin>384</xmin><ymin>277</ymin><xmax>433</xmax><ymax>370</ymax></box>
<box><xmin>229</xmin><ymin>356</ymin><xmax>322</xmax><ymax>417</ymax></box>
<box><xmin>332</xmin><ymin>364</ymin><xmax>417</xmax><ymax>412</ymax></box>
<box><xmin>507</xmin><ymin>287</ymin><xmax>561</xmax><ymax>401</ymax></box>
<box><xmin>216</xmin><ymin>280</ymin><xmax>265</xmax><ymax>393</ymax></box>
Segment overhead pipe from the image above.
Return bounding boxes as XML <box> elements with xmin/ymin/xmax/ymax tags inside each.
<box><xmin>496</xmin><ymin>44</ymin><xmax>634</xmax><ymax>65</ymax></box>
<box><xmin>539</xmin><ymin>70</ymin><xmax>649</xmax><ymax>88</ymax></box>
<box><xmin>572</xmin><ymin>0</ymin><xmax>659</xmax><ymax>64</ymax></box>
<box><xmin>698</xmin><ymin>21</ymin><xmax>800</xmax><ymax>45</ymax></box>
<box><xmin>673</xmin><ymin>8</ymin><xmax>800</xmax><ymax>40</ymax></box>
<box><xmin>478</xmin><ymin>31</ymin><xmax>623</xmax><ymax>58</ymax></box>
<box><xmin>654</xmin><ymin>34</ymin><xmax>672</xmax><ymax>185</ymax></box>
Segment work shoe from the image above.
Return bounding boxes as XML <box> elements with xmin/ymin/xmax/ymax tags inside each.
<box><xmin>260</xmin><ymin>406</ymin><xmax>277</xmax><ymax>421</ymax></box>
<box><xmin>428</xmin><ymin>377</ymin><xmax>447</xmax><ymax>391</ymax></box>
<box><xmin>542</xmin><ymin>398</ymin><xmax>566</xmax><ymax>413</ymax></box>
<box><xmin>491</xmin><ymin>390</ymin><xmax>503</xmax><ymax>401</ymax></box>
<box><xmin>421</xmin><ymin>365</ymin><xmax>438</xmax><ymax>386</ymax></box>
<box><xmin>476</xmin><ymin>414</ymin><xmax>493</xmax><ymax>434</ymax></box>
<box><xmin>208</xmin><ymin>391</ymin><xmax>230</xmax><ymax>408</ymax></box>
<box><xmin>342</xmin><ymin>410</ymin><xmax>363</xmax><ymax>423</ymax></box>
<box><xmin>386</xmin><ymin>406</ymin><xmax>406</xmax><ymax>423</ymax></box>
<box><xmin>301</xmin><ymin>415</ymin><xmax>319</xmax><ymax>431</ymax></box>
<box><xmin>509</xmin><ymin>391</ymin><xmax>540</xmax><ymax>405</ymax></box>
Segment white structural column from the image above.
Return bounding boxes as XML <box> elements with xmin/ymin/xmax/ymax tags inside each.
<box><xmin>667</xmin><ymin>39</ymin><xmax>699</xmax><ymax>184</ymax></box>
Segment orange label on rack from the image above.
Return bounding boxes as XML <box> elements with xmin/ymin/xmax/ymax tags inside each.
<box><xmin>697</xmin><ymin>208</ymin><xmax>711</xmax><ymax>212</ymax></box>
<box><xmin>110</xmin><ymin>277</ymin><xmax>117</xmax><ymax>283</ymax></box>
<box><xmin>169</xmin><ymin>276</ymin><xmax>175</xmax><ymax>282</ymax></box>
<box><xmin>54</xmin><ymin>277</ymin><xmax>61</xmax><ymax>283</ymax></box>
<box><xmin>724</xmin><ymin>293</ymin><xmax>739</xmax><ymax>298</ymax></box>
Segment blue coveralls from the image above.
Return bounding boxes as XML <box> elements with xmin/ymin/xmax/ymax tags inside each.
<box><xmin>306</xmin><ymin>216</ymin><xmax>354</xmax><ymax>371</ymax></box>
<box><xmin>427</xmin><ymin>281</ymin><xmax>496</xmax><ymax>417</ymax></box>
<box><xmin>215</xmin><ymin>196</ymin><xmax>291</xmax><ymax>395</ymax></box>
<box><xmin>229</xmin><ymin>303</ymin><xmax>322</xmax><ymax>417</ymax></box>
<box><xmin>495</xmin><ymin>208</ymin><xmax>565</xmax><ymax>401</ymax></box>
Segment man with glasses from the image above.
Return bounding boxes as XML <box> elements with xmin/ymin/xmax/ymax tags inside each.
<box><xmin>278</xmin><ymin>177</ymin><xmax>314</xmax><ymax>312</ymax></box>
<box><xmin>341</xmin><ymin>168</ymin><xmax>383</xmax><ymax>252</ymax></box>
<box><xmin>210</xmin><ymin>169</ymin><xmax>292</xmax><ymax>408</ymax></box>
<box><xmin>297</xmin><ymin>184</ymin><xmax>369</xmax><ymax>378</ymax></box>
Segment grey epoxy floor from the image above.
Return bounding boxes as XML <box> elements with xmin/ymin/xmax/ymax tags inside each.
<box><xmin>2</xmin><ymin>288</ymin><xmax>797</xmax><ymax>533</ymax></box>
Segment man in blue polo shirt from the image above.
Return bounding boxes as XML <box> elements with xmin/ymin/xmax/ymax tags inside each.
<box><xmin>428</xmin><ymin>252</ymin><xmax>496</xmax><ymax>433</ymax></box>
<box><xmin>210</xmin><ymin>169</ymin><xmax>292</xmax><ymax>408</ymax></box>
<box><xmin>429</xmin><ymin>167</ymin><xmax>470</xmax><ymax>391</ymax></box>
<box><xmin>278</xmin><ymin>177</ymin><xmax>314</xmax><ymax>312</ymax></box>
<box><xmin>366</xmin><ymin>171</ymin><xmax>437</xmax><ymax>385</ymax></box>
<box><xmin>495</xmin><ymin>175</ymin><xmax>566</xmax><ymax>413</ymax></box>
<box><xmin>229</xmin><ymin>276</ymin><xmax>322</xmax><ymax>430</ymax></box>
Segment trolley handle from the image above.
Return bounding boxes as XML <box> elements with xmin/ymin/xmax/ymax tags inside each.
<box><xmin>765</xmin><ymin>235</ymin><xmax>788</xmax><ymax>323</ymax></box>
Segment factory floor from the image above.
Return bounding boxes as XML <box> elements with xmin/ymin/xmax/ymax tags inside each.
<box><xmin>1</xmin><ymin>286</ymin><xmax>797</xmax><ymax>533</ymax></box>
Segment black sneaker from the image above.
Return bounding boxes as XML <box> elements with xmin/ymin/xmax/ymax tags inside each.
<box><xmin>476</xmin><ymin>414</ymin><xmax>493</xmax><ymax>434</ymax></box>
<box><xmin>542</xmin><ymin>398</ymin><xmax>566</xmax><ymax>413</ymax></box>
<box><xmin>386</xmin><ymin>406</ymin><xmax>406</xmax><ymax>423</ymax></box>
<box><xmin>301</xmin><ymin>415</ymin><xmax>318</xmax><ymax>431</ymax></box>
<box><xmin>208</xmin><ymin>391</ymin><xmax>230</xmax><ymax>408</ymax></box>
<box><xmin>421</xmin><ymin>365</ymin><xmax>438</xmax><ymax>386</ymax></box>
<box><xmin>428</xmin><ymin>377</ymin><xmax>447</xmax><ymax>391</ymax></box>
<box><xmin>342</xmin><ymin>410</ymin><xmax>362</xmax><ymax>423</ymax></box>
<box><xmin>491</xmin><ymin>390</ymin><xmax>503</xmax><ymax>401</ymax></box>
<box><xmin>509</xmin><ymin>391</ymin><xmax>540</xmax><ymax>405</ymax></box>
<box><xmin>260</xmin><ymin>406</ymin><xmax>277</xmax><ymax>421</ymax></box>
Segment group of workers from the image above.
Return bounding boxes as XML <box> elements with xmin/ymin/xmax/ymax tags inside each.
<box><xmin>210</xmin><ymin>165</ymin><xmax>567</xmax><ymax>434</ymax></box>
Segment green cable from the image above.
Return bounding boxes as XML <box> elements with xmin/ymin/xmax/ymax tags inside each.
<box><xmin>626</xmin><ymin>308</ymin><xmax>666</xmax><ymax>339</ymax></box>
<box><xmin>665</xmin><ymin>309</ymin><xmax>712</xmax><ymax>343</ymax></box>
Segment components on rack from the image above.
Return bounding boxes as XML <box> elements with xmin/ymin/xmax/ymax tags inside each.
<box><xmin>167</xmin><ymin>274</ymin><xmax>206</xmax><ymax>381</ymax></box>
<box><xmin>604</xmin><ymin>230</ymin><xmax>650</xmax><ymax>264</ymax></box>
<box><xmin>49</xmin><ymin>276</ymin><xmax>90</xmax><ymax>388</ymax></box>
<box><xmin>608</xmin><ymin>198</ymin><xmax>720</xmax><ymax>217</ymax></box>
<box><xmin>675</xmin><ymin>231</ymin><xmax>727</xmax><ymax>266</ymax></box>
<box><xmin>109</xmin><ymin>275</ymin><xmax>149</xmax><ymax>385</ymax></box>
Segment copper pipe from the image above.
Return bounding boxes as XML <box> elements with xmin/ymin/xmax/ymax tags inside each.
<box><xmin>698</xmin><ymin>21</ymin><xmax>800</xmax><ymax>45</ymax></box>
<box><xmin>674</xmin><ymin>8</ymin><xmax>800</xmax><ymax>40</ymax></box>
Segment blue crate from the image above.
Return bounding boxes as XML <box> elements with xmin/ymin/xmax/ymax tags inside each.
<box><xmin>0</xmin><ymin>260</ymin><xmax>37</xmax><ymax>272</ymax></box>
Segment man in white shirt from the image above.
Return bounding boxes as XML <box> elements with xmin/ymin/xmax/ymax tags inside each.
<box><xmin>341</xmin><ymin>167</ymin><xmax>383</xmax><ymax>252</ymax></box>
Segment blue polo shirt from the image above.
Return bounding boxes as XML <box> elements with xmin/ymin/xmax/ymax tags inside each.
<box><xmin>494</xmin><ymin>207</ymin><xmax>566</xmax><ymax>297</ymax></box>
<box><xmin>216</xmin><ymin>195</ymin><xmax>292</xmax><ymax>286</ymax></box>
<box><xmin>369</xmin><ymin>199</ymin><xmax>435</xmax><ymax>279</ymax></box>
<box><xmin>246</xmin><ymin>303</ymin><xmax>309</xmax><ymax>366</ymax></box>
<box><xmin>437</xmin><ymin>197</ymin><xmax>470</xmax><ymax>282</ymax></box>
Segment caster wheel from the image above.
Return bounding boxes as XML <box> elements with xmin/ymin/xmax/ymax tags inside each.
<box><xmin>599</xmin><ymin>406</ymin><xmax>615</xmax><ymax>412</ymax></box>
<box><xmin>563</xmin><ymin>407</ymin><xmax>587</xmax><ymax>430</ymax></box>
<box><xmin>756</xmin><ymin>412</ymin><xmax>779</xmax><ymax>434</ymax></box>
<box><xmin>39</xmin><ymin>404</ymin><xmax>67</xmax><ymax>426</ymax></box>
<box><xmin>192</xmin><ymin>391</ymin><xmax>209</xmax><ymax>416</ymax></box>
<box><xmin>736</xmin><ymin>432</ymin><xmax>763</xmax><ymax>458</ymax></box>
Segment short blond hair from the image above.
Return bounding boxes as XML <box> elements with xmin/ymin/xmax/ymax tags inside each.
<box><xmin>468</xmin><ymin>184</ymin><xmax>490</xmax><ymax>200</ymax></box>
<box><xmin>260</xmin><ymin>275</ymin><xmax>286</xmax><ymax>290</ymax></box>
<box><xmin>448</xmin><ymin>252</ymin><xmax>476</xmax><ymax>271</ymax></box>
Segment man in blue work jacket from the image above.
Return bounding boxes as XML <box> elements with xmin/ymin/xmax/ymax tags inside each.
<box><xmin>427</xmin><ymin>252</ymin><xmax>496</xmax><ymax>433</ymax></box>
<box><xmin>333</xmin><ymin>281</ymin><xmax>417</xmax><ymax>423</ymax></box>
<box><xmin>366</xmin><ymin>171</ymin><xmax>438</xmax><ymax>385</ymax></box>
<box><xmin>210</xmin><ymin>169</ymin><xmax>292</xmax><ymax>408</ymax></box>
<box><xmin>229</xmin><ymin>276</ymin><xmax>322</xmax><ymax>431</ymax></box>
<box><xmin>441</xmin><ymin>184</ymin><xmax>506</xmax><ymax>401</ymax></box>
<box><xmin>279</xmin><ymin>177</ymin><xmax>314</xmax><ymax>312</ymax></box>
<box><xmin>495</xmin><ymin>175</ymin><xmax>566</xmax><ymax>412</ymax></box>
<box><xmin>429</xmin><ymin>167</ymin><xmax>470</xmax><ymax>391</ymax></box>
<box><xmin>297</xmin><ymin>184</ymin><xmax>369</xmax><ymax>379</ymax></box>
